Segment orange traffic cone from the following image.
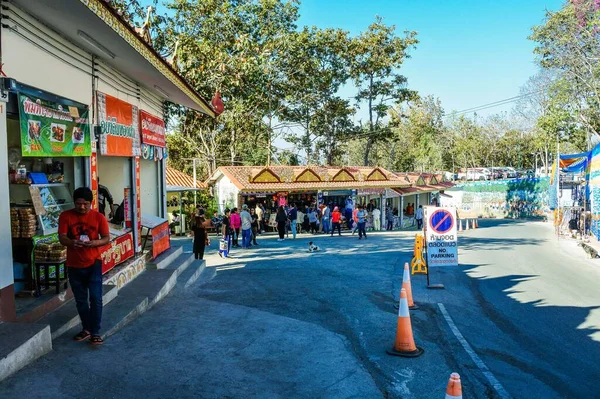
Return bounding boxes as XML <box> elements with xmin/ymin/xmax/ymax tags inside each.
<box><xmin>475</xmin><ymin>219</ymin><xmax>479</xmax><ymax>228</ymax></box>
<box><xmin>445</xmin><ymin>372</ymin><xmax>463</xmax><ymax>399</ymax></box>
<box><xmin>473</xmin><ymin>219</ymin><xmax>477</xmax><ymax>229</ymax></box>
<box><xmin>466</xmin><ymin>219</ymin><xmax>470</xmax><ymax>231</ymax></box>
<box><xmin>386</xmin><ymin>288</ymin><xmax>424</xmax><ymax>357</ymax></box>
<box><xmin>458</xmin><ymin>219</ymin><xmax>463</xmax><ymax>232</ymax></box>
<box><xmin>403</xmin><ymin>262</ymin><xmax>418</xmax><ymax>309</ymax></box>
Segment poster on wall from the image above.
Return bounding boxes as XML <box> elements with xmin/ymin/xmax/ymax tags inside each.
<box><xmin>97</xmin><ymin>92</ymin><xmax>140</xmax><ymax>157</ymax></box>
<box><xmin>139</xmin><ymin>110</ymin><xmax>166</xmax><ymax>147</ymax></box>
<box><xmin>18</xmin><ymin>94</ymin><xmax>91</xmax><ymax>157</ymax></box>
<box><xmin>135</xmin><ymin>156</ymin><xmax>142</xmax><ymax>252</ymax></box>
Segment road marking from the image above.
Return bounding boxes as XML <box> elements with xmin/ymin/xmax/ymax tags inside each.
<box><xmin>437</xmin><ymin>303</ymin><xmax>512</xmax><ymax>399</ymax></box>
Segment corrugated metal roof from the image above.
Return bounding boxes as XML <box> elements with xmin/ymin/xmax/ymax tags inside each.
<box><xmin>166</xmin><ymin>167</ymin><xmax>207</xmax><ymax>190</ymax></box>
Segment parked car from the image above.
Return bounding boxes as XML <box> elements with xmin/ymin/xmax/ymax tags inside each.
<box><xmin>488</xmin><ymin>167</ymin><xmax>505</xmax><ymax>180</ymax></box>
<box><xmin>504</xmin><ymin>167</ymin><xmax>517</xmax><ymax>178</ymax></box>
<box><xmin>465</xmin><ymin>168</ymin><xmax>489</xmax><ymax>181</ymax></box>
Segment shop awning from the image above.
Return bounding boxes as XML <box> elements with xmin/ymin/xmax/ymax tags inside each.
<box><xmin>12</xmin><ymin>0</ymin><xmax>215</xmax><ymax>117</ymax></box>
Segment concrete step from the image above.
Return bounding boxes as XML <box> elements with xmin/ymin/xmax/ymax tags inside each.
<box><xmin>100</xmin><ymin>295</ymin><xmax>149</xmax><ymax>340</ymax></box>
<box><xmin>145</xmin><ymin>246</ymin><xmax>183</xmax><ymax>270</ymax></box>
<box><xmin>0</xmin><ymin>323</ymin><xmax>51</xmax><ymax>382</ymax></box>
<box><xmin>164</xmin><ymin>252</ymin><xmax>196</xmax><ymax>278</ymax></box>
<box><xmin>117</xmin><ymin>269</ymin><xmax>177</xmax><ymax>309</ymax></box>
<box><xmin>36</xmin><ymin>284</ymin><xmax>118</xmax><ymax>340</ymax></box>
<box><xmin>177</xmin><ymin>260</ymin><xmax>207</xmax><ymax>290</ymax></box>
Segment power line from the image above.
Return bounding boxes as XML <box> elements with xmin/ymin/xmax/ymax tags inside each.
<box><xmin>447</xmin><ymin>89</ymin><xmax>545</xmax><ymax>117</ymax></box>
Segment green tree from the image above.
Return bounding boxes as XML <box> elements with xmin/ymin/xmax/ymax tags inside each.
<box><xmin>530</xmin><ymin>1</ymin><xmax>600</xmax><ymax>139</ymax></box>
<box><xmin>349</xmin><ymin>16</ymin><xmax>418</xmax><ymax>165</ymax></box>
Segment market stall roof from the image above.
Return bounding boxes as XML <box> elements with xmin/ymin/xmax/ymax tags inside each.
<box><xmin>208</xmin><ymin>166</ymin><xmax>411</xmax><ymax>192</ymax></box>
<box><xmin>166</xmin><ymin>167</ymin><xmax>207</xmax><ymax>192</ymax></box>
<box><xmin>12</xmin><ymin>0</ymin><xmax>215</xmax><ymax>117</ymax></box>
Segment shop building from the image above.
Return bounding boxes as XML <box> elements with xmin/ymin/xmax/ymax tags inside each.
<box><xmin>208</xmin><ymin>165</ymin><xmax>411</xmax><ymax>228</ymax></box>
<box><xmin>0</xmin><ymin>0</ymin><xmax>214</xmax><ymax>321</ymax></box>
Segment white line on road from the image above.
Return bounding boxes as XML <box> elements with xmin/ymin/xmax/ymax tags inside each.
<box><xmin>437</xmin><ymin>303</ymin><xmax>512</xmax><ymax>399</ymax></box>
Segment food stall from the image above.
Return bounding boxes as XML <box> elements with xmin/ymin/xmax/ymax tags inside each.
<box><xmin>5</xmin><ymin>80</ymin><xmax>90</xmax><ymax>296</ymax></box>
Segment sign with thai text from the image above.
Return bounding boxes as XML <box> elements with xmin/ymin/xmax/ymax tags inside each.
<box><xmin>151</xmin><ymin>221</ymin><xmax>170</xmax><ymax>259</ymax></box>
<box><xmin>97</xmin><ymin>92</ymin><xmax>140</xmax><ymax>157</ymax></box>
<box><xmin>424</xmin><ymin>206</ymin><xmax>458</xmax><ymax>267</ymax></box>
<box><xmin>100</xmin><ymin>232</ymin><xmax>134</xmax><ymax>274</ymax></box>
<box><xmin>19</xmin><ymin>94</ymin><xmax>91</xmax><ymax>157</ymax></box>
<box><xmin>139</xmin><ymin>110</ymin><xmax>166</xmax><ymax>147</ymax></box>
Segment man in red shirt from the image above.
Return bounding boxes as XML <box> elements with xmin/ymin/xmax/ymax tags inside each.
<box><xmin>59</xmin><ymin>187</ymin><xmax>110</xmax><ymax>345</ymax></box>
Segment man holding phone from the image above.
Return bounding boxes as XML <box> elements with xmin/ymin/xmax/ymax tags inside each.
<box><xmin>58</xmin><ymin>187</ymin><xmax>110</xmax><ymax>345</ymax></box>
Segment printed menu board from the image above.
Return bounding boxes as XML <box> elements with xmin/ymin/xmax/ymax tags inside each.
<box><xmin>19</xmin><ymin>94</ymin><xmax>91</xmax><ymax>157</ymax></box>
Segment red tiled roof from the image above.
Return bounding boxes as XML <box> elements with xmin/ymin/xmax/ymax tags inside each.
<box><xmin>211</xmin><ymin>166</ymin><xmax>410</xmax><ymax>192</ymax></box>
<box><xmin>166</xmin><ymin>167</ymin><xmax>207</xmax><ymax>189</ymax></box>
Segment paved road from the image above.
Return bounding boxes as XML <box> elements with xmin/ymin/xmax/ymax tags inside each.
<box><xmin>1</xmin><ymin>221</ymin><xmax>599</xmax><ymax>398</ymax></box>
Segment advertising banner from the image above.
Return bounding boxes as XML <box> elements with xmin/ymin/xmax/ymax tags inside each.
<box><xmin>90</xmin><ymin>152</ymin><xmax>98</xmax><ymax>210</ymax></box>
<box><xmin>139</xmin><ymin>110</ymin><xmax>166</xmax><ymax>147</ymax></box>
<box><xmin>19</xmin><ymin>94</ymin><xmax>91</xmax><ymax>157</ymax></box>
<box><xmin>99</xmin><ymin>232</ymin><xmax>135</xmax><ymax>274</ymax></box>
<box><xmin>151</xmin><ymin>221</ymin><xmax>171</xmax><ymax>259</ymax></box>
<box><xmin>424</xmin><ymin>206</ymin><xmax>458</xmax><ymax>267</ymax></box>
<box><xmin>124</xmin><ymin>187</ymin><xmax>131</xmax><ymax>228</ymax></box>
<box><xmin>135</xmin><ymin>156</ymin><xmax>142</xmax><ymax>251</ymax></box>
<box><xmin>97</xmin><ymin>92</ymin><xmax>140</xmax><ymax>157</ymax></box>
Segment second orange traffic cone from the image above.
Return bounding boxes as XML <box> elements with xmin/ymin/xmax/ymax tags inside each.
<box><xmin>458</xmin><ymin>219</ymin><xmax>463</xmax><ymax>232</ymax></box>
<box><xmin>445</xmin><ymin>372</ymin><xmax>463</xmax><ymax>399</ymax></box>
<box><xmin>403</xmin><ymin>262</ymin><xmax>418</xmax><ymax>309</ymax></box>
<box><xmin>386</xmin><ymin>288</ymin><xmax>424</xmax><ymax>358</ymax></box>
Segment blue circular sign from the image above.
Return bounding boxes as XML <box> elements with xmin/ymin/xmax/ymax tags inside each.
<box><xmin>429</xmin><ymin>209</ymin><xmax>454</xmax><ymax>234</ymax></box>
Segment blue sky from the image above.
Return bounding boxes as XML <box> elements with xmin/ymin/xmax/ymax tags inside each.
<box><xmin>296</xmin><ymin>0</ymin><xmax>564</xmax><ymax>118</ymax></box>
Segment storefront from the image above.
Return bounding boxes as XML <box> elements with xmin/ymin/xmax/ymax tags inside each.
<box><xmin>0</xmin><ymin>0</ymin><xmax>215</xmax><ymax>321</ymax></box>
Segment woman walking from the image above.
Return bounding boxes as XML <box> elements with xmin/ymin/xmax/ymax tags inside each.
<box><xmin>191</xmin><ymin>212</ymin><xmax>209</xmax><ymax>260</ymax></box>
<box><xmin>308</xmin><ymin>208</ymin><xmax>318</xmax><ymax>234</ymax></box>
<box><xmin>250</xmin><ymin>208</ymin><xmax>259</xmax><ymax>245</ymax></box>
<box><xmin>276</xmin><ymin>205</ymin><xmax>287</xmax><ymax>241</ymax></box>
<box><xmin>331</xmin><ymin>206</ymin><xmax>342</xmax><ymax>236</ymax></box>
<box><xmin>230</xmin><ymin>207</ymin><xmax>241</xmax><ymax>247</ymax></box>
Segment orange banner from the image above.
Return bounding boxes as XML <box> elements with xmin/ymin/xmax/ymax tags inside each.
<box><xmin>97</xmin><ymin>92</ymin><xmax>140</xmax><ymax>157</ymax></box>
<box><xmin>90</xmin><ymin>152</ymin><xmax>98</xmax><ymax>210</ymax></box>
<box><xmin>135</xmin><ymin>156</ymin><xmax>141</xmax><ymax>251</ymax></box>
<box><xmin>152</xmin><ymin>221</ymin><xmax>171</xmax><ymax>259</ymax></box>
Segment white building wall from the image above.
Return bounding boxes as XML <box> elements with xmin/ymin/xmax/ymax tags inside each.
<box><xmin>216</xmin><ymin>175</ymin><xmax>240</xmax><ymax>213</ymax></box>
<box><xmin>2</xmin><ymin>4</ymin><xmax>92</xmax><ymax>105</ymax></box>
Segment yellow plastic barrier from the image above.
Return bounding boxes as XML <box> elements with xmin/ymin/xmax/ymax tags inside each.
<box><xmin>411</xmin><ymin>234</ymin><xmax>427</xmax><ymax>275</ymax></box>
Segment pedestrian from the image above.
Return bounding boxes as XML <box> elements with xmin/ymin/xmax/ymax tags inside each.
<box><xmin>255</xmin><ymin>204</ymin><xmax>264</xmax><ymax>233</ymax></box>
<box><xmin>366</xmin><ymin>199</ymin><xmax>375</xmax><ymax>213</ymax></box>
<box><xmin>230</xmin><ymin>207</ymin><xmax>241</xmax><ymax>247</ymax></box>
<box><xmin>58</xmin><ymin>187</ymin><xmax>110</xmax><ymax>345</ymax></box>
<box><xmin>357</xmin><ymin>204</ymin><xmax>367</xmax><ymax>240</ymax></box>
<box><xmin>97</xmin><ymin>177</ymin><xmax>114</xmax><ymax>220</ymax></box>
<box><xmin>240</xmin><ymin>204</ymin><xmax>252</xmax><ymax>249</ymax></box>
<box><xmin>308</xmin><ymin>207</ymin><xmax>318</xmax><ymax>234</ymax></box>
<box><xmin>372</xmin><ymin>205</ymin><xmax>381</xmax><ymax>231</ymax></box>
<box><xmin>211</xmin><ymin>211</ymin><xmax>222</xmax><ymax>236</ymax></box>
<box><xmin>250</xmin><ymin>208</ymin><xmax>259</xmax><ymax>245</ymax></box>
<box><xmin>302</xmin><ymin>209</ymin><xmax>310</xmax><ymax>233</ymax></box>
<box><xmin>288</xmin><ymin>203</ymin><xmax>298</xmax><ymax>239</ymax></box>
<box><xmin>276</xmin><ymin>205</ymin><xmax>287</xmax><ymax>241</ymax></box>
<box><xmin>351</xmin><ymin>206</ymin><xmax>359</xmax><ymax>235</ymax></box>
<box><xmin>321</xmin><ymin>203</ymin><xmax>331</xmax><ymax>234</ymax></box>
<box><xmin>416</xmin><ymin>204</ymin><xmax>424</xmax><ymax>230</ymax></box>
<box><xmin>296</xmin><ymin>207</ymin><xmax>304</xmax><ymax>234</ymax></box>
<box><xmin>220</xmin><ymin>208</ymin><xmax>232</xmax><ymax>257</ymax></box>
<box><xmin>331</xmin><ymin>206</ymin><xmax>342</xmax><ymax>236</ymax></box>
<box><xmin>191</xmin><ymin>212</ymin><xmax>209</xmax><ymax>260</ymax></box>
<box><xmin>386</xmin><ymin>207</ymin><xmax>394</xmax><ymax>230</ymax></box>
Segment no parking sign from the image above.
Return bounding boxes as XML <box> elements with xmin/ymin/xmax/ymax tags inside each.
<box><xmin>424</xmin><ymin>206</ymin><xmax>458</xmax><ymax>267</ymax></box>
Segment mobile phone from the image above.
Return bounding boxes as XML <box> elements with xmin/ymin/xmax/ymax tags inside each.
<box><xmin>79</xmin><ymin>234</ymin><xmax>90</xmax><ymax>242</ymax></box>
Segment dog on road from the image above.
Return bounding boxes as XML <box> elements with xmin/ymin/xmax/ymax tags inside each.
<box><xmin>308</xmin><ymin>241</ymin><xmax>320</xmax><ymax>252</ymax></box>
